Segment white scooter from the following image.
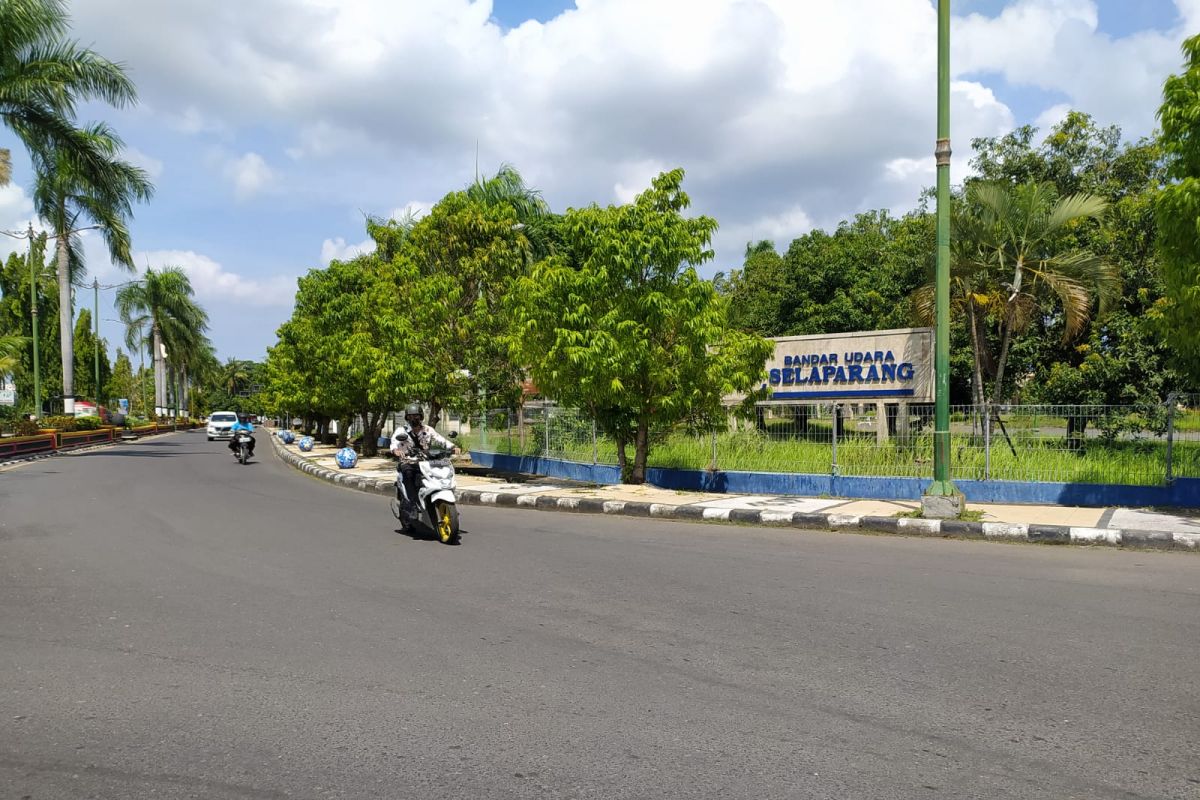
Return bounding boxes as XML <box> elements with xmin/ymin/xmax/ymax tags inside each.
<box><xmin>389</xmin><ymin>430</ymin><xmax>460</xmax><ymax>544</ymax></box>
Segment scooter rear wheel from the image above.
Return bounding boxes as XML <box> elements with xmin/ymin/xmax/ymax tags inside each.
<box><xmin>434</xmin><ymin>500</ymin><xmax>459</xmax><ymax>545</ymax></box>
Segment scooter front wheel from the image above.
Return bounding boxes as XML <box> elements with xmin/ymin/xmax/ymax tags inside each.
<box><xmin>433</xmin><ymin>500</ymin><xmax>459</xmax><ymax>545</ymax></box>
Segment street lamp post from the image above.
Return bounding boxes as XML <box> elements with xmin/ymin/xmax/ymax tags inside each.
<box><xmin>27</xmin><ymin>224</ymin><xmax>41</xmax><ymax>417</ymax></box>
<box><xmin>922</xmin><ymin>0</ymin><xmax>964</xmax><ymax>518</ymax></box>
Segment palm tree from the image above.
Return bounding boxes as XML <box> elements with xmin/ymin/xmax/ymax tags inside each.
<box><xmin>115</xmin><ymin>267</ymin><xmax>208</xmax><ymax>417</ymax></box>
<box><xmin>915</xmin><ymin>180</ymin><xmax>1119</xmax><ymax>408</ymax></box>
<box><xmin>0</xmin><ymin>0</ymin><xmax>138</xmax><ymax>188</ymax></box>
<box><xmin>0</xmin><ymin>334</ymin><xmax>26</xmax><ymax>375</ymax></box>
<box><xmin>34</xmin><ymin>122</ymin><xmax>153</xmax><ymax>414</ymax></box>
<box><xmin>465</xmin><ymin>163</ymin><xmax>554</xmax><ymax>260</ymax></box>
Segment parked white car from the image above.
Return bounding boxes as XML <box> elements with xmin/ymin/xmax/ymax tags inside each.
<box><xmin>207</xmin><ymin>411</ymin><xmax>238</xmax><ymax>441</ymax></box>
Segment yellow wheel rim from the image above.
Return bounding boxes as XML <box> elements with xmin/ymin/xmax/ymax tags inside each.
<box><xmin>437</xmin><ymin>506</ymin><xmax>452</xmax><ymax>543</ymax></box>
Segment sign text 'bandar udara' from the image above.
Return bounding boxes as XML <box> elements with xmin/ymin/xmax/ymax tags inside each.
<box><xmin>760</xmin><ymin>328</ymin><xmax>934</xmax><ymax>403</ymax></box>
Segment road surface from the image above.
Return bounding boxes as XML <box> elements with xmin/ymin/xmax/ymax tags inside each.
<box><xmin>1</xmin><ymin>432</ymin><xmax>1197</xmax><ymax>799</ymax></box>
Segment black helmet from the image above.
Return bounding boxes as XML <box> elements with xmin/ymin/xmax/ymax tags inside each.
<box><xmin>404</xmin><ymin>402</ymin><xmax>423</xmax><ymax>424</ymax></box>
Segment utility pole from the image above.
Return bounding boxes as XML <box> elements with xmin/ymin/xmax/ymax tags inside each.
<box><xmin>27</xmin><ymin>224</ymin><xmax>41</xmax><ymax>417</ymax></box>
<box><xmin>922</xmin><ymin>0</ymin><xmax>964</xmax><ymax>518</ymax></box>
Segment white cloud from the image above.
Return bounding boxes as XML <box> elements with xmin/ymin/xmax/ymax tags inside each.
<box><xmin>224</xmin><ymin>152</ymin><xmax>276</xmax><ymax>200</ymax></box>
<box><xmin>139</xmin><ymin>249</ymin><xmax>296</xmax><ymax>307</ymax></box>
<box><xmin>320</xmin><ymin>236</ymin><xmax>375</xmax><ymax>265</ymax></box>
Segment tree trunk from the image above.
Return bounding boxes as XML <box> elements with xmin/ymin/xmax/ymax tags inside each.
<box><xmin>152</xmin><ymin>322</ymin><xmax>166</xmax><ymax>416</ymax></box>
<box><xmin>629</xmin><ymin>417</ymin><xmax>650</xmax><ymax>484</ymax></box>
<box><xmin>614</xmin><ymin>433</ymin><xmax>628</xmax><ymax>481</ymax></box>
<box><xmin>991</xmin><ymin>317</ymin><xmax>1015</xmax><ymax>409</ymax></box>
<box><xmin>56</xmin><ymin>234</ymin><xmax>74</xmax><ymax>414</ymax></box>
<box><xmin>362</xmin><ymin>409</ymin><xmax>383</xmax><ymax>457</ymax></box>
<box><xmin>966</xmin><ymin>303</ymin><xmax>986</xmax><ymax>409</ymax></box>
<box><xmin>429</xmin><ymin>398</ymin><xmax>442</xmax><ymax>429</ymax></box>
<box><xmin>336</xmin><ymin>416</ymin><xmax>350</xmax><ymax>448</ymax></box>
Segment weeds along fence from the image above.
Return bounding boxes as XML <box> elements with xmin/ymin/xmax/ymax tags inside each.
<box><xmin>453</xmin><ymin>395</ymin><xmax>1200</xmax><ymax>487</ymax></box>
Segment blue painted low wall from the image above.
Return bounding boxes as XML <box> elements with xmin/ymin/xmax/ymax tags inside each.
<box><xmin>469</xmin><ymin>451</ymin><xmax>1200</xmax><ymax>508</ymax></box>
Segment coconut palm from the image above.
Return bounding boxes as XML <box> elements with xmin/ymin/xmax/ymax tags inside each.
<box><xmin>34</xmin><ymin>122</ymin><xmax>153</xmax><ymax>414</ymax></box>
<box><xmin>0</xmin><ymin>334</ymin><xmax>26</xmax><ymax>375</ymax></box>
<box><xmin>115</xmin><ymin>267</ymin><xmax>208</xmax><ymax>417</ymax></box>
<box><xmin>915</xmin><ymin>180</ymin><xmax>1119</xmax><ymax>408</ymax></box>
<box><xmin>0</xmin><ymin>0</ymin><xmax>137</xmax><ymax>187</ymax></box>
<box><xmin>466</xmin><ymin>163</ymin><xmax>555</xmax><ymax>260</ymax></box>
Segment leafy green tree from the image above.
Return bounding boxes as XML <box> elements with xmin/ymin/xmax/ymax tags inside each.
<box><xmin>970</xmin><ymin>113</ymin><xmax>1184</xmax><ymax>407</ymax></box>
<box><xmin>105</xmin><ymin>349</ymin><xmax>134</xmax><ymax>413</ymax></box>
<box><xmin>0</xmin><ymin>238</ymin><xmax>61</xmax><ymax>410</ymax></box>
<box><xmin>1155</xmin><ymin>34</ymin><xmax>1200</xmax><ymax>382</ymax></box>
<box><xmin>401</xmin><ymin>189</ymin><xmax>533</xmax><ymax>421</ymax></box>
<box><xmin>72</xmin><ymin>307</ymin><xmax>110</xmax><ymax>402</ymax></box>
<box><xmin>513</xmin><ymin>169</ymin><xmax>772</xmax><ymax>483</ymax></box>
<box><xmin>35</xmin><ymin>122</ymin><xmax>152</xmax><ymax>414</ymax></box>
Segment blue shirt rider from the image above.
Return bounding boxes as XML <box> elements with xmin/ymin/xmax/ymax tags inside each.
<box><xmin>228</xmin><ymin>414</ymin><xmax>256</xmax><ymax>455</ymax></box>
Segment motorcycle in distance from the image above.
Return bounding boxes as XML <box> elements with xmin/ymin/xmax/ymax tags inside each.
<box><xmin>233</xmin><ymin>431</ymin><xmax>254</xmax><ymax>464</ymax></box>
<box><xmin>390</xmin><ymin>430</ymin><xmax>461</xmax><ymax>544</ymax></box>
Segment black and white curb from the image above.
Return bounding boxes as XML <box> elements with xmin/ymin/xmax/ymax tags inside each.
<box><xmin>269</xmin><ymin>434</ymin><xmax>1199</xmax><ymax>552</ymax></box>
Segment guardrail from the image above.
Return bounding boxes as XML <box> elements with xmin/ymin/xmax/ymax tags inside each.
<box><xmin>0</xmin><ymin>433</ymin><xmax>57</xmax><ymax>460</ymax></box>
<box><xmin>56</xmin><ymin>428</ymin><xmax>115</xmax><ymax>451</ymax></box>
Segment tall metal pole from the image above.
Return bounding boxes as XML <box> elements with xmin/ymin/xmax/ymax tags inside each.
<box><xmin>924</xmin><ymin>0</ymin><xmax>962</xmax><ymax>510</ymax></box>
<box><xmin>27</xmin><ymin>225</ymin><xmax>41</xmax><ymax>417</ymax></box>
<box><xmin>93</xmin><ymin>279</ymin><xmax>100</xmax><ymax>407</ymax></box>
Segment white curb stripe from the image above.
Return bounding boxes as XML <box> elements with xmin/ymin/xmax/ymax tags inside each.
<box><xmin>649</xmin><ymin>504</ymin><xmax>676</xmax><ymax>517</ymax></box>
<box><xmin>983</xmin><ymin>522</ymin><xmax>1028</xmax><ymax>539</ymax></box>
<box><xmin>517</xmin><ymin>494</ymin><xmax>538</xmax><ymax>507</ymax></box>
<box><xmin>702</xmin><ymin>508</ymin><xmax>732</xmax><ymax>520</ymax></box>
<box><xmin>1070</xmin><ymin>527</ymin><xmax>1122</xmax><ymax>545</ymax></box>
<box><xmin>760</xmin><ymin>511</ymin><xmax>794</xmax><ymax>524</ymax></box>
<box><xmin>897</xmin><ymin>518</ymin><xmax>941</xmax><ymax>535</ymax></box>
<box><xmin>602</xmin><ymin>501</ymin><xmax>625</xmax><ymax>514</ymax></box>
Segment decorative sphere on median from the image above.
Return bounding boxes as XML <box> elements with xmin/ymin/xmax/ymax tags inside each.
<box><xmin>335</xmin><ymin>447</ymin><xmax>358</xmax><ymax>469</ymax></box>
<box><xmin>281</xmin><ymin>431</ymin><xmax>295</xmax><ymax>444</ymax></box>
<box><xmin>298</xmin><ymin>436</ymin><xmax>314</xmax><ymax>452</ymax></box>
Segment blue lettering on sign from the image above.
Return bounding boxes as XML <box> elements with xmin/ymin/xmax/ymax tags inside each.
<box><xmin>766</xmin><ymin>351</ymin><xmax>922</xmax><ymax>394</ymax></box>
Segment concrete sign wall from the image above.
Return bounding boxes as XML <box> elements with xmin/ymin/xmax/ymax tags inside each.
<box><xmin>761</xmin><ymin>327</ymin><xmax>933</xmax><ymax>403</ymax></box>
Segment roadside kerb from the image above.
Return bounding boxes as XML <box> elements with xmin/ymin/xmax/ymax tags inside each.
<box><xmin>267</xmin><ymin>432</ymin><xmax>1198</xmax><ymax>551</ymax></box>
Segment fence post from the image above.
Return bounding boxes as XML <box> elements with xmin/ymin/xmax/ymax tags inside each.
<box><xmin>831</xmin><ymin>403</ymin><xmax>840</xmax><ymax>477</ymax></box>
<box><xmin>984</xmin><ymin>403</ymin><xmax>991</xmax><ymax>481</ymax></box>
<box><xmin>1165</xmin><ymin>393</ymin><xmax>1177</xmax><ymax>483</ymax></box>
<box><xmin>592</xmin><ymin>418</ymin><xmax>597</xmax><ymax>465</ymax></box>
<box><xmin>711</xmin><ymin>429</ymin><xmax>718</xmax><ymax>472</ymax></box>
<box><xmin>545</xmin><ymin>407</ymin><xmax>551</xmax><ymax>456</ymax></box>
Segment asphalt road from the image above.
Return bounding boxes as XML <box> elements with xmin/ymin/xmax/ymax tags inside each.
<box><xmin>1</xmin><ymin>432</ymin><xmax>1197</xmax><ymax>800</ymax></box>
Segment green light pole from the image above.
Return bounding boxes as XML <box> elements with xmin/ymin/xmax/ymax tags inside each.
<box><xmin>923</xmin><ymin>0</ymin><xmax>963</xmax><ymax>516</ymax></box>
<box><xmin>27</xmin><ymin>224</ymin><xmax>41</xmax><ymax>417</ymax></box>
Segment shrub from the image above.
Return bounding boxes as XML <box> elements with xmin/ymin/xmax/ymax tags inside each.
<box><xmin>15</xmin><ymin>419</ymin><xmax>40</xmax><ymax>437</ymax></box>
<box><xmin>73</xmin><ymin>416</ymin><xmax>102</xmax><ymax>431</ymax></box>
<box><xmin>42</xmin><ymin>415</ymin><xmax>77</xmax><ymax>431</ymax></box>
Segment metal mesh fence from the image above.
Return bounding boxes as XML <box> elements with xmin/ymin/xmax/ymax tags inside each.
<box><xmin>460</xmin><ymin>395</ymin><xmax>1200</xmax><ymax>486</ymax></box>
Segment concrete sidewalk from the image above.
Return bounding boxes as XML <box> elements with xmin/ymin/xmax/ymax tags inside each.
<box><xmin>269</xmin><ymin>432</ymin><xmax>1200</xmax><ymax>551</ymax></box>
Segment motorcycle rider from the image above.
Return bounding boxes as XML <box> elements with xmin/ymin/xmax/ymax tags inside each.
<box><xmin>228</xmin><ymin>413</ymin><xmax>256</xmax><ymax>457</ymax></box>
<box><xmin>390</xmin><ymin>402</ymin><xmax>457</xmax><ymax>523</ymax></box>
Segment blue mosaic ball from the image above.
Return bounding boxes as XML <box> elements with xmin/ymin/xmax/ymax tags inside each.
<box><xmin>335</xmin><ymin>447</ymin><xmax>358</xmax><ymax>469</ymax></box>
<box><xmin>298</xmin><ymin>436</ymin><xmax>314</xmax><ymax>452</ymax></box>
<box><xmin>281</xmin><ymin>431</ymin><xmax>295</xmax><ymax>444</ymax></box>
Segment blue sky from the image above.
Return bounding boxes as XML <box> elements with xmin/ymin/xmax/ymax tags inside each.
<box><xmin>0</xmin><ymin>0</ymin><xmax>1195</xmax><ymax>364</ymax></box>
